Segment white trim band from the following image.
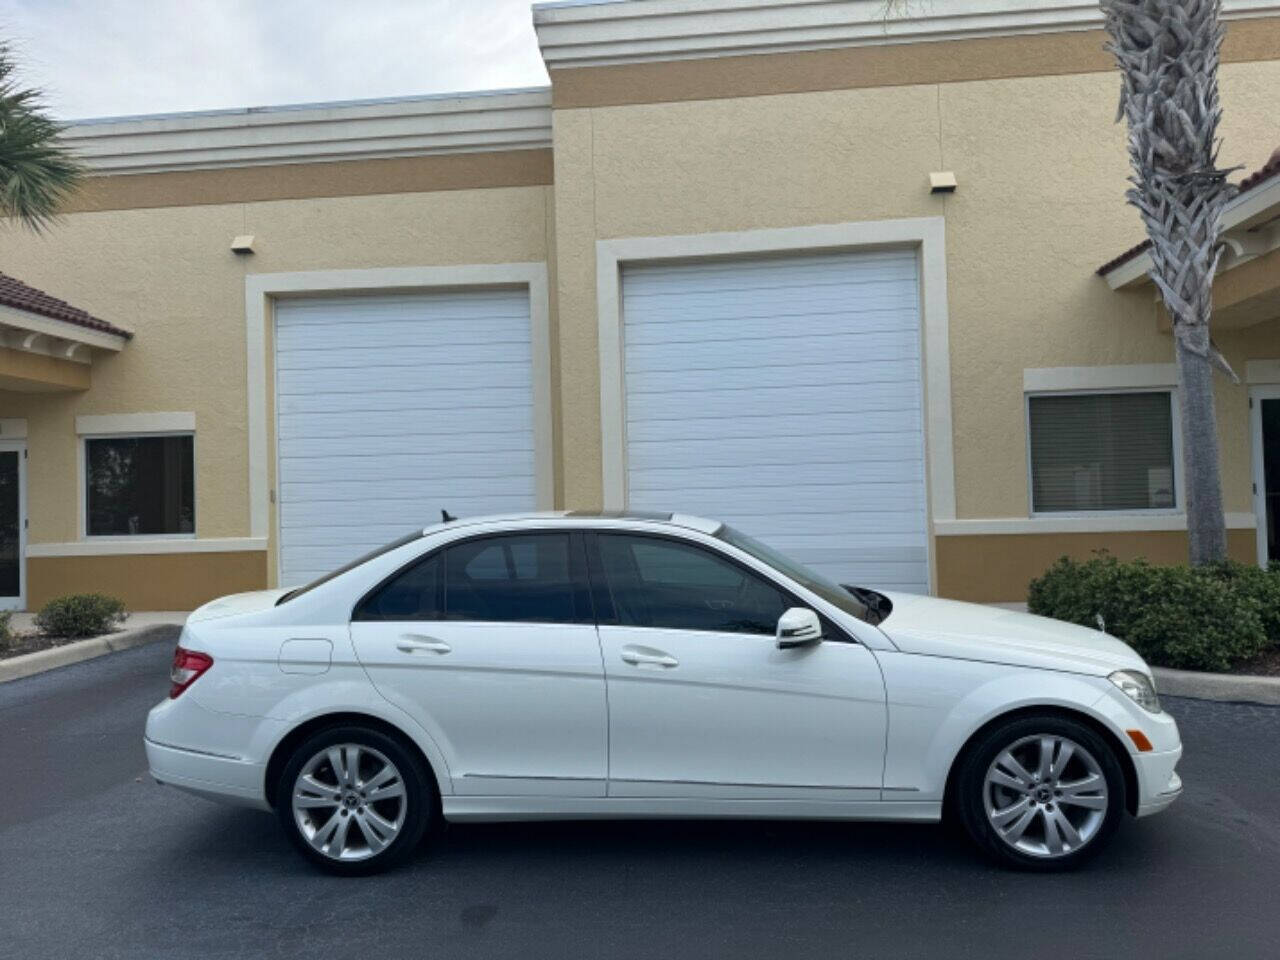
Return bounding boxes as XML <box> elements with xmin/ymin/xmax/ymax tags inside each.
<box><xmin>534</xmin><ymin>0</ymin><xmax>1280</xmax><ymax>68</ymax></box>
<box><xmin>76</xmin><ymin>412</ymin><xmax>196</xmax><ymax>435</ymax></box>
<box><xmin>27</xmin><ymin>537</ymin><xmax>267</xmax><ymax>558</ymax></box>
<box><xmin>1023</xmin><ymin>364</ymin><xmax>1179</xmax><ymax>392</ymax></box>
<box><xmin>65</xmin><ymin>88</ymin><xmax>553</xmax><ymax>175</ymax></box>
<box><xmin>934</xmin><ymin>513</ymin><xmax>1258</xmax><ymax>536</ymax></box>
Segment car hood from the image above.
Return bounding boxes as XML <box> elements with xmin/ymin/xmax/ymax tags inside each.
<box><xmin>188</xmin><ymin>588</ymin><xmax>293</xmax><ymax>623</ymax></box>
<box><xmin>875</xmin><ymin>592</ymin><xmax>1148</xmax><ymax>677</ymax></box>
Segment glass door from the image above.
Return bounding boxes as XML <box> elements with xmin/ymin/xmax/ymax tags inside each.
<box><xmin>0</xmin><ymin>444</ymin><xmax>24</xmax><ymax>610</ymax></box>
<box><xmin>1252</xmin><ymin>387</ymin><xmax>1280</xmax><ymax>568</ymax></box>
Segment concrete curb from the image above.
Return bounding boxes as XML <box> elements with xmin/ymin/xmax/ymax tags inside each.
<box><xmin>1153</xmin><ymin>666</ymin><xmax>1280</xmax><ymax>706</ymax></box>
<box><xmin>0</xmin><ymin>623</ymin><xmax>179</xmax><ymax>684</ymax></box>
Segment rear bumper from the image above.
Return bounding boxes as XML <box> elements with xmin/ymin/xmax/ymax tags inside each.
<box><xmin>145</xmin><ymin>737</ymin><xmax>271</xmax><ymax>811</ymax></box>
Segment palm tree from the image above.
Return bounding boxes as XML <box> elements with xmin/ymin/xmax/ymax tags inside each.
<box><xmin>1101</xmin><ymin>0</ymin><xmax>1235</xmax><ymax>565</ymax></box>
<box><xmin>0</xmin><ymin>41</ymin><xmax>83</xmax><ymax>231</ymax></box>
<box><xmin>880</xmin><ymin>1</ymin><xmax>1236</xmax><ymax>565</ymax></box>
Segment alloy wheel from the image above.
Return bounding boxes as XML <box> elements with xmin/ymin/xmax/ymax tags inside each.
<box><xmin>291</xmin><ymin>743</ymin><xmax>408</xmax><ymax>862</ymax></box>
<box><xmin>983</xmin><ymin>734</ymin><xmax>1109</xmax><ymax>859</ymax></box>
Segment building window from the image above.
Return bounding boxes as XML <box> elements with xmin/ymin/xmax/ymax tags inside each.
<box><xmin>1028</xmin><ymin>392</ymin><xmax>1176</xmax><ymax>513</ymax></box>
<box><xmin>85</xmin><ymin>435</ymin><xmax>194</xmax><ymax>536</ymax></box>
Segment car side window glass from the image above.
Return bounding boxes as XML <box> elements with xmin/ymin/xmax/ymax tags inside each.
<box><xmin>355</xmin><ymin>553</ymin><xmax>442</xmax><ymax>621</ymax></box>
<box><xmin>597</xmin><ymin>534</ymin><xmax>789</xmax><ymax>635</ymax></box>
<box><xmin>445</xmin><ymin>533</ymin><xmax>576</xmax><ymax>624</ymax></box>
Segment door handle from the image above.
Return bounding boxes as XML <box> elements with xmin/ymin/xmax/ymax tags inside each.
<box><xmin>397</xmin><ymin>635</ymin><xmax>452</xmax><ymax>655</ymax></box>
<box><xmin>620</xmin><ymin>646</ymin><xmax>678</xmax><ymax>668</ymax></box>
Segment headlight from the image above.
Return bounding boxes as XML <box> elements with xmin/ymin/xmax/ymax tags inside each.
<box><xmin>1109</xmin><ymin>669</ymin><xmax>1162</xmax><ymax>713</ymax></box>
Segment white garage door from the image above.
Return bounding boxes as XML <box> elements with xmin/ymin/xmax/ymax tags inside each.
<box><xmin>275</xmin><ymin>290</ymin><xmax>536</xmax><ymax>585</ymax></box>
<box><xmin>622</xmin><ymin>250</ymin><xmax>929</xmax><ymax>593</ymax></box>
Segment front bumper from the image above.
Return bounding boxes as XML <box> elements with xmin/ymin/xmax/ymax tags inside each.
<box><xmin>1134</xmin><ymin>748</ymin><xmax>1183</xmax><ymax>817</ymax></box>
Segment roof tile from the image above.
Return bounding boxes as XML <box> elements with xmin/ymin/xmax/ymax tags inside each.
<box><xmin>0</xmin><ymin>272</ymin><xmax>131</xmax><ymax>339</ymax></box>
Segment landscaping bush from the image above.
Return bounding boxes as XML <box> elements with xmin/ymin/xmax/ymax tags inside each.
<box><xmin>34</xmin><ymin>594</ymin><xmax>127</xmax><ymax>639</ymax></box>
<box><xmin>0</xmin><ymin>609</ymin><xmax>11</xmax><ymax>648</ymax></box>
<box><xmin>1028</xmin><ymin>554</ymin><xmax>1277</xmax><ymax>672</ymax></box>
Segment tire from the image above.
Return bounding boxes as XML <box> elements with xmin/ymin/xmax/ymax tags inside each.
<box><xmin>276</xmin><ymin>724</ymin><xmax>433</xmax><ymax>876</ymax></box>
<box><xmin>955</xmin><ymin>714</ymin><xmax>1126</xmax><ymax>871</ymax></box>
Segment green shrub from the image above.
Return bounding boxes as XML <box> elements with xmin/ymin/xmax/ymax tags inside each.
<box><xmin>34</xmin><ymin>594</ymin><xmax>127</xmax><ymax>639</ymax></box>
<box><xmin>1028</xmin><ymin>554</ymin><xmax>1275</xmax><ymax>672</ymax></box>
<box><xmin>0</xmin><ymin>609</ymin><xmax>11</xmax><ymax>648</ymax></box>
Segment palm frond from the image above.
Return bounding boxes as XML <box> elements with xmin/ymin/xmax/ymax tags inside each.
<box><xmin>0</xmin><ymin>40</ymin><xmax>84</xmax><ymax>232</ymax></box>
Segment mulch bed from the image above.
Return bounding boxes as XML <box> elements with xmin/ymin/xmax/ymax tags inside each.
<box><xmin>1231</xmin><ymin>649</ymin><xmax>1280</xmax><ymax>677</ymax></box>
<box><xmin>0</xmin><ymin>632</ymin><xmax>102</xmax><ymax>660</ymax></box>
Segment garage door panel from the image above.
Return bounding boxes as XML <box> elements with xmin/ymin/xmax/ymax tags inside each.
<box><xmin>629</xmin><ymin>482</ymin><xmax>927</xmax><ymax>516</ymax></box>
<box><xmin>623</xmin><ymin>250</ymin><xmax>928</xmax><ymax>593</ymax></box>
<box><xmin>626</xmin><ymin>410</ymin><xmax>924</xmax><ymax>444</ymax></box>
<box><xmin>276</xmin><ymin>340</ymin><xmax>535</xmax><ymax>372</ymax></box>
<box><xmin>628</xmin><ymin>381</ymin><xmax>921</xmax><ymax>422</ymax></box>
<box><xmin>278</xmin><ymin>428</ymin><xmax>534</xmax><ymax>460</ymax></box>
<box><xmin>625</xmin><ymin>309</ymin><xmax>920</xmax><ymax>347</ymax></box>
<box><xmin>627</xmin><ymin>435</ymin><xmax>926</xmax><ymax>471</ymax></box>
<box><xmin>624</xmin><ymin>288</ymin><xmax>918</xmax><ymax>326</ymax></box>
<box><xmin>629</xmin><ymin>459</ymin><xmax>920</xmax><ymax>492</ymax></box>
<box><xmin>626</xmin><ymin>330</ymin><xmax>920</xmax><ymax>372</ymax></box>
<box><xmin>277</xmin><ymin>361</ymin><xmax>530</xmax><ymax>397</ymax></box>
<box><xmin>276</xmin><ymin>385</ymin><xmax>530</xmax><ymax>416</ymax></box>
<box><xmin>627</xmin><ymin>357</ymin><xmax>923</xmax><ymax>395</ymax></box>
<box><xmin>280</xmin><ymin>493</ymin><xmax>532</xmax><ymax>531</ymax></box>
<box><xmin>280</xmin><ymin>475</ymin><xmax>532</xmax><ymax>505</ymax></box>
<box><xmin>280</xmin><ymin>449</ymin><xmax>532</xmax><ymax>483</ymax></box>
<box><xmin>275</xmin><ymin>290</ymin><xmax>536</xmax><ymax>586</ymax></box>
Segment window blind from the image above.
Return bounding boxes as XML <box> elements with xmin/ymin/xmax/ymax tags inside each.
<box><xmin>1029</xmin><ymin>392</ymin><xmax>1175</xmax><ymax>513</ymax></box>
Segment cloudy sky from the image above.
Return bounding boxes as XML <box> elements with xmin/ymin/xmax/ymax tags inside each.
<box><xmin>0</xmin><ymin>0</ymin><xmax>550</xmax><ymax>120</ymax></box>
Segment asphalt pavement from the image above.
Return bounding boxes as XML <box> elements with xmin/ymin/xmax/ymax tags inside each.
<box><xmin>2</xmin><ymin>633</ymin><xmax>1278</xmax><ymax>960</ymax></box>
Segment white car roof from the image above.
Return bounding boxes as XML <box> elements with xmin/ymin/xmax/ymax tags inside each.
<box><xmin>419</xmin><ymin>510</ymin><xmax>723</xmax><ymax>537</ymax></box>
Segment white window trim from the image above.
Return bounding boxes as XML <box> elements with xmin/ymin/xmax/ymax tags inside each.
<box><xmin>78</xmin><ymin>430</ymin><xmax>197</xmax><ymax>541</ymax></box>
<box><xmin>27</xmin><ymin>537</ymin><xmax>264</xmax><ymax>558</ymax></box>
<box><xmin>244</xmin><ymin>263</ymin><xmax>554</xmax><ymax>586</ymax></box>
<box><xmin>1022</xmin><ymin>364</ymin><xmax>1178</xmax><ymax>393</ymax></box>
<box><xmin>76</xmin><ymin>412</ymin><xmax>194</xmax><ymax>435</ymax></box>
<box><xmin>595</xmin><ymin>216</ymin><xmax>955</xmax><ymax>531</ymax></box>
<box><xmin>1024</xmin><ymin>386</ymin><xmax>1184</xmax><ymax>519</ymax></box>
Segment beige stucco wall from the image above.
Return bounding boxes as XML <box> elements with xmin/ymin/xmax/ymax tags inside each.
<box><xmin>1</xmin><ymin>184</ymin><xmax>552</xmax><ymax>552</ymax></box>
<box><xmin>550</xmin><ymin>57</ymin><xmax>1280</xmax><ymax>520</ymax></box>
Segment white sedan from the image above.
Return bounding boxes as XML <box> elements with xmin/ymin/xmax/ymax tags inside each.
<box><xmin>146</xmin><ymin>512</ymin><xmax>1182</xmax><ymax>874</ymax></box>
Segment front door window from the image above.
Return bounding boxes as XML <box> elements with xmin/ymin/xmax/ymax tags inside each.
<box><xmin>0</xmin><ymin>450</ymin><xmax>20</xmax><ymax>602</ymax></box>
<box><xmin>1262</xmin><ymin>396</ymin><xmax>1280</xmax><ymax>566</ymax></box>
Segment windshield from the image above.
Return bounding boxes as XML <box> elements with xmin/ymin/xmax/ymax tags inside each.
<box><xmin>715</xmin><ymin>524</ymin><xmax>880</xmax><ymax>624</ymax></box>
<box><xmin>276</xmin><ymin>530</ymin><xmax>424</xmax><ymax>605</ymax></box>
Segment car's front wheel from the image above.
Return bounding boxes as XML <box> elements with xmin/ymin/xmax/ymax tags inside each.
<box><xmin>955</xmin><ymin>714</ymin><xmax>1126</xmax><ymax>871</ymax></box>
<box><xmin>277</xmin><ymin>725</ymin><xmax>432</xmax><ymax>875</ymax></box>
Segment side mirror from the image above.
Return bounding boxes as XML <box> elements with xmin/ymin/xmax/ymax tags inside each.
<box><xmin>776</xmin><ymin>607</ymin><xmax>822</xmax><ymax>649</ymax></box>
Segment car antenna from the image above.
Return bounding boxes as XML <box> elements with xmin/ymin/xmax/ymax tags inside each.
<box><xmin>441</xmin><ymin>509</ymin><xmax>457</xmax><ymax>523</ymax></box>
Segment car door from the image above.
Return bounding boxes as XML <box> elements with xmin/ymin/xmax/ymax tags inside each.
<box><xmin>349</xmin><ymin>530</ymin><xmax>606</xmax><ymax>797</ymax></box>
<box><xmin>590</xmin><ymin>532</ymin><xmax>887</xmax><ymax>801</ymax></box>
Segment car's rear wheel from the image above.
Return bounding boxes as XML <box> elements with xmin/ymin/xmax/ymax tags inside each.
<box><xmin>277</xmin><ymin>725</ymin><xmax>432</xmax><ymax>875</ymax></box>
<box><xmin>955</xmin><ymin>714</ymin><xmax>1126</xmax><ymax>871</ymax></box>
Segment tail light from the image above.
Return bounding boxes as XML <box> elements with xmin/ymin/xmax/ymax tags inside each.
<box><xmin>170</xmin><ymin>646</ymin><xmax>213</xmax><ymax>699</ymax></box>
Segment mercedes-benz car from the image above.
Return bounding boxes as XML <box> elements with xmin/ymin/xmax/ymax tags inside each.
<box><xmin>146</xmin><ymin>511</ymin><xmax>1181</xmax><ymax>874</ymax></box>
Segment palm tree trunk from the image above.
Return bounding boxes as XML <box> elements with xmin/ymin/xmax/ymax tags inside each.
<box><xmin>1102</xmin><ymin>0</ymin><xmax>1237</xmax><ymax>565</ymax></box>
<box><xmin>1175</xmin><ymin>323</ymin><xmax>1228</xmax><ymax>562</ymax></box>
